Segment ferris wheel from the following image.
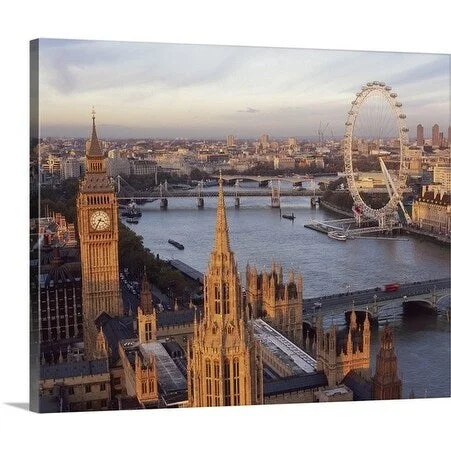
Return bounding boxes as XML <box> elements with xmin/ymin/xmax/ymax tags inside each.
<box><xmin>342</xmin><ymin>81</ymin><xmax>411</xmax><ymax>226</ymax></box>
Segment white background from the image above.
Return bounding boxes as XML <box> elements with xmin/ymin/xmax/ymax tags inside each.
<box><xmin>0</xmin><ymin>1</ymin><xmax>449</xmax><ymax>450</ymax></box>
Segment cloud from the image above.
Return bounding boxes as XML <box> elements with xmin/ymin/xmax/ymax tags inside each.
<box><xmin>237</xmin><ymin>107</ymin><xmax>259</xmax><ymax>113</ymax></box>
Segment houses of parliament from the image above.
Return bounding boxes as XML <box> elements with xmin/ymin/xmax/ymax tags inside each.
<box><xmin>33</xmin><ymin>114</ymin><xmax>403</xmax><ymax>412</ymax></box>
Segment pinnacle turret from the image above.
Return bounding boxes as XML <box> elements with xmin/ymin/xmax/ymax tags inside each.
<box><xmin>212</xmin><ymin>175</ymin><xmax>231</xmax><ymax>254</ymax></box>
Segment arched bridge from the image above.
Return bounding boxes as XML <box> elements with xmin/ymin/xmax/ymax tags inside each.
<box><xmin>115</xmin><ymin>175</ymin><xmax>321</xmax><ymax>209</ymax></box>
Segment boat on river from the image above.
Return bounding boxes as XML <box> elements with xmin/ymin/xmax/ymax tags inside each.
<box><xmin>282</xmin><ymin>213</ymin><xmax>296</xmax><ymax>220</ymax></box>
<box><xmin>168</xmin><ymin>239</ymin><xmax>184</xmax><ymax>250</ymax></box>
<box><xmin>126</xmin><ymin>218</ymin><xmax>139</xmax><ymax>224</ymax></box>
<box><xmin>327</xmin><ymin>230</ymin><xmax>347</xmax><ymax>241</ymax></box>
<box><xmin>121</xmin><ymin>200</ymin><xmax>142</xmax><ymax>218</ymax></box>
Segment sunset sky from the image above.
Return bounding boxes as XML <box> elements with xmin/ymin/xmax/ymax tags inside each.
<box><xmin>38</xmin><ymin>39</ymin><xmax>450</xmax><ymax>139</ymax></box>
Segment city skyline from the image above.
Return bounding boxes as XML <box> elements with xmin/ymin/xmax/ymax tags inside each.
<box><xmin>39</xmin><ymin>39</ymin><xmax>450</xmax><ymax>139</ymax></box>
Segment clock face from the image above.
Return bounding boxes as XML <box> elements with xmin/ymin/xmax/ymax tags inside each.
<box><xmin>90</xmin><ymin>210</ymin><xmax>111</xmax><ymax>231</ymax></box>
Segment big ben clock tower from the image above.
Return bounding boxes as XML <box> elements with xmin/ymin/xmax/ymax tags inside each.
<box><xmin>77</xmin><ymin>110</ymin><xmax>122</xmax><ymax>359</ymax></box>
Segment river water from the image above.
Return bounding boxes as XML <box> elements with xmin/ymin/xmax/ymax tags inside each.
<box><xmin>124</xmin><ymin>183</ymin><xmax>450</xmax><ymax>399</ymax></box>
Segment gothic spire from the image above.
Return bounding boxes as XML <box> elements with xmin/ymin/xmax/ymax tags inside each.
<box><xmin>88</xmin><ymin>107</ymin><xmax>103</xmax><ymax>157</ymax></box>
<box><xmin>139</xmin><ymin>268</ymin><xmax>154</xmax><ymax>314</ymax></box>
<box><xmin>350</xmin><ymin>301</ymin><xmax>357</xmax><ymax>331</ymax></box>
<box><xmin>212</xmin><ymin>173</ymin><xmax>231</xmax><ymax>253</ymax></box>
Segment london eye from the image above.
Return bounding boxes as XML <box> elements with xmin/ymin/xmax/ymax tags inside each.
<box><xmin>342</xmin><ymin>81</ymin><xmax>411</xmax><ymax>227</ymax></box>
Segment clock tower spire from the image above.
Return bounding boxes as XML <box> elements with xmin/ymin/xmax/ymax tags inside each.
<box><xmin>77</xmin><ymin>110</ymin><xmax>122</xmax><ymax>360</ymax></box>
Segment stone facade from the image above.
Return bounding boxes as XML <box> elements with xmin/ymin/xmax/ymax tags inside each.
<box><xmin>187</xmin><ymin>178</ymin><xmax>264</xmax><ymax>407</ymax></box>
<box><xmin>372</xmin><ymin>325</ymin><xmax>402</xmax><ymax>400</ymax></box>
<box><xmin>246</xmin><ymin>262</ymin><xmax>303</xmax><ymax>347</ymax></box>
<box><xmin>411</xmin><ymin>185</ymin><xmax>450</xmax><ymax>234</ymax></box>
<box><xmin>76</xmin><ymin>113</ymin><xmax>122</xmax><ymax>359</ymax></box>
<box><xmin>316</xmin><ymin>310</ymin><xmax>371</xmax><ymax>387</ymax></box>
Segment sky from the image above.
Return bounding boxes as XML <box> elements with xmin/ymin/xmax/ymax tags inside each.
<box><xmin>38</xmin><ymin>39</ymin><xmax>450</xmax><ymax>140</ymax></box>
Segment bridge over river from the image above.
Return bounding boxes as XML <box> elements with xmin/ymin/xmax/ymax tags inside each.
<box><xmin>302</xmin><ymin>277</ymin><xmax>450</xmax><ymax>326</ymax></box>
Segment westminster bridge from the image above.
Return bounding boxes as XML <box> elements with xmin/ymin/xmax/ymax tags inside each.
<box><xmin>302</xmin><ymin>277</ymin><xmax>451</xmax><ymax>328</ymax></box>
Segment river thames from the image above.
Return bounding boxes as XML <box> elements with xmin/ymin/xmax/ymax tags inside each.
<box><xmin>125</xmin><ymin>186</ymin><xmax>450</xmax><ymax>399</ymax></box>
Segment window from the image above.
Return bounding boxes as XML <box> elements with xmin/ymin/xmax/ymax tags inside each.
<box><xmin>223</xmin><ymin>283</ymin><xmax>229</xmax><ymax>314</ymax></box>
<box><xmin>85</xmin><ymin>384</ymin><xmax>91</xmax><ymax>393</ymax></box>
<box><xmin>113</xmin><ymin>377</ymin><xmax>121</xmax><ymax>386</ymax></box>
<box><xmin>214</xmin><ymin>361</ymin><xmax>220</xmax><ymax>406</ymax></box>
<box><xmin>68</xmin><ymin>387</ymin><xmax>74</xmax><ymax>395</ymax></box>
<box><xmin>86</xmin><ymin>401</ymin><xmax>92</xmax><ymax>410</ymax></box>
<box><xmin>224</xmin><ymin>358</ymin><xmax>231</xmax><ymax>406</ymax></box>
<box><xmin>141</xmin><ymin>381</ymin><xmax>148</xmax><ymax>394</ymax></box>
<box><xmin>205</xmin><ymin>359</ymin><xmax>212</xmax><ymax>407</ymax></box>
<box><xmin>100</xmin><ymin>382</ymin><xmax>106</xmax><ymax>391</ymax></box>
<box><xmin>145</xmin><ymin>322</ymin><xmax>152</xmax><ymax>341</ymax></box>
<box><xmin>233</xmin><ymin>359</ymin><xmax>240</xmax><ymax>405</ymax></box>
<box><xmin>214</xmin><ymin>285</ymin><xmax>221</xmax><ymax>314</ymax></box>
<box><xmin>101</xmin><ymin>399</ymin><xmax>107</xmax><ymax>408</ymax></box>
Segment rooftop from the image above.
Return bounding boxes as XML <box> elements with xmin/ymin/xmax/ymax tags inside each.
<box><xmin>96</xmin><ymin>313</ymin><xmax>135</xmax><ymax>363</ymax></box>
<box><xmin>157</xmin><ymin>309</ymin><xmax>196</xmax><ymax>327</ymax></box>
<box><xmin>169</xmin><ymin>259</ymin><xmax>204</xmax><ymax>283</ymax></box>
<box><xmin>264</xmin><ymin>372</ymin><xmax>328</xmax><ymax>396</ymax></box>
<box><xmin>342</xmin><ymin>370</ymin><xmax>372</xmax><ymax>401</ymax></box>
<box><xmin>40</xmin><ymin>358</ymin><xmax>109</xmax><ymax>380</ymax></box>
<box><xmin>140</xmin><ymin>341</ymin><xmax>187</xmax><ymax>393</ymax></box>
<box><xmin>253</xmin><ymin>318</ymin><xmax>317</xmax><ymax>374</ymax></box>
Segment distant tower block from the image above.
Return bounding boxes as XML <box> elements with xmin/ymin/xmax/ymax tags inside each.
<box><xmin>432</xmin><ymin>124</ymin><xmax>440</xmax><ymax>147</ymax></box>
<box><xmin>271</xmin><ymin>180</ymin><xmax>280</xmax><ymax>208</ymax></box>
<box><xmin>227</xmin><ymin>135</ymin><xmax>235</xmax><ymax>147</ymax></box>
<box><xmin>416</xmin><ymin>124</ymin><xmax>424</xmax><ymax>146</ymax></box>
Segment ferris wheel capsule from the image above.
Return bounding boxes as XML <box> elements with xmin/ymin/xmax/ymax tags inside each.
<box><xmin>395</xmin><ymin>102</ymin><xmax>402</xmax><ymax>107</ymax></box>
<box><xmin>390</xmin><ymin>93</ymin><xmax>398</xmax><ymax>98</ymax></box>
<box><xmin>385</xmin><ymin>86</ymin><xmax>392</xmax><ymax>91</ymax></box>
<box><xmin>399</xmin><ymin>114</ymin><xmax>406</xmax><ymax>119</ymax></box>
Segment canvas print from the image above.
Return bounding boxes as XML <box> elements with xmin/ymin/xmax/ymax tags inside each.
<box><xmin>29</xmin><ymin>39</ymin><xmax>450</xmax><ymax>413</ymax></box>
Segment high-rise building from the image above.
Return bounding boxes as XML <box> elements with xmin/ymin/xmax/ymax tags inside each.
<box><xmin>260</xmin><ymin>134</ymin><xmax>270</xmax><ymax>147</ymax></box>
<box><xmin>371</xmin><ymin>325</ymin><xmax>402</xmax><ymax>400</ymax></box>
<box><xmin>60</xmin><ymin>156</ymin><xmax>84</xmax><ymax>180</ymax></box>
<box><xmin>76</xmin><ymin>111</ymin><xmax>122</xmax><ymax>359</ymax></box>
<box><xmin>432</xmin><ymin>124</ymin><xmax>440</xmax><ymax>147</ymax></box>
<box><xmin>227</xmin><ymin>135</ymin><xmax>235</xmax><ymax>147</ymax></box>
<box><xmin>448</xmin><ymin>125</ymin><xmax>451</xmax><ymax>147</ymax></box>
<box><xmin>416</xmin><ymin>124</ymin><xmax>424</xmax><ymax>146</ymax></box>
<box><xmin>37</xmin><ymin>246</ymin><xmax>83</xmax><ymax>345</ymax></box>
<box><xmin>187</xmin><ymin>177</ymin><xmax>264</xmax><ymax>407</ymax></box>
